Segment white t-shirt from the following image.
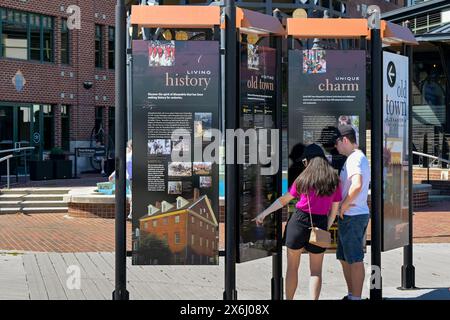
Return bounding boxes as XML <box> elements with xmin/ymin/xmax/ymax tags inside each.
<box><xmin>340</xmin><ymin>149</ymin><xmax>370</xmax><ymax>216</ymax></box>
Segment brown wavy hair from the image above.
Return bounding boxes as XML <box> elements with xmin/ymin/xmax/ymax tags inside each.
<box><xmin>295</xmin><ymin>156</ymin><xmax>340</xmax><ymax>197</ymax></box>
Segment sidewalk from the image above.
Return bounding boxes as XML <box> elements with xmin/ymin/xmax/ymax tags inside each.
<box><xmin>0</xmin><ymin>244</ymin><xmax>449</xmax><ymax>300</ymax></box>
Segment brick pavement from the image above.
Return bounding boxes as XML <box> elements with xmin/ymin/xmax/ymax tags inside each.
<box><xmin>0</xmin><ymin>213</ymin><xmax>132</xmax><ymax>252</ymax></box>
<box><xmin>0</xmin><ymin>202</ymin><xmax>448</xmax><ymax>253</ymax></box>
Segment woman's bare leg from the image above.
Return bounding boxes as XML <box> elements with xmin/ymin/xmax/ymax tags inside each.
<box><xmin>286</xmin><ymin>248</ymin><xmax>303</xmax><ymax>300</ymax></box>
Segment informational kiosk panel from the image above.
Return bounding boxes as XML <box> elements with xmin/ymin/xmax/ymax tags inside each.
<box><xmin>288</xmin><ymin>49</ymin><xmax>366</xmax><ymax>249</ymax></box>
<box><xmin>132</xmin><ymin>40</ymin><xmax>220</xmax><ymax>265</ymax></box>
<box><xmin>382</xmin><ymin>51</ymin><xmax>410</xmax><ymax>251</ymax></box>
<box><xmin>237</xmin><ymin>43</ymin><xmax>278</xmax><ymax>263</ymax></box>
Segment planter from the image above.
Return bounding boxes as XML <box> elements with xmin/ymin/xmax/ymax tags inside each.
<box><xmin>106</xmin><ymin>158</ymin><xmax>115</xmax><ymax>176</ymax></box>
<box><xmin>49</xmin><ymin>154</ymin><xmax>66</xmax><ymax>161</ymax></box>
<box><xmin>53</xmin><ymin>160</ymin><xmax>72</xmax><ymax>179</ymax></box>
<box><xmin>29</xmin><ymin>160</ymin><xmax>53</xmax><ymax>180</ymax></box>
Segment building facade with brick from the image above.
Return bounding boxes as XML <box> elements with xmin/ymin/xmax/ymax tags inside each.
<box><xmin>0</xmin><ymin>0</ymin><xmax>406</xmax><ymax>176</ymax></box>
<box><xmin>135</xmin><ymin>191</ymin><xmax>219</xmax><ymax>265</ymax></box>
<box><xmin>0</xmin><ymin>0</ymin><xmax>116</xmax><ymax>173</ymax></box>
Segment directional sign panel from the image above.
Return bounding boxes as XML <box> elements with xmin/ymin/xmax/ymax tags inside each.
<box><xmin>382</xmin><ymin>51</ymin><xmax>410</xmax><ymax>252</ymax></box>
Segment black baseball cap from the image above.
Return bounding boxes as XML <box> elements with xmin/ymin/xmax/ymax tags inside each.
<box><xmin>334</xmin><ymin>124</ymin><xmax>356</xmax><ymax>143</ymax></box>
<box><xmin>301</xmin><ymin>143</ymin><xmax>326</xmax><ymax>161</ymax></box>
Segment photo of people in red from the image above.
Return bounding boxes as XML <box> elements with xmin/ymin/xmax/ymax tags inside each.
<box><xmin>148</xmin><ymin>41</ymin><xmax>176</xmax><ymax>67</ymax></box>
<box><xmin>303</xmin><ymin>49</ymin><xmax>327</xmax><ymax>74</ymax></box>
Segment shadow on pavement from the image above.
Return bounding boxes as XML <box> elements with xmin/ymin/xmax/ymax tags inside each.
<box><xmin>390</xmin><ymin>287</ymin><xmax>450</xmax><ymax>300</ymax></box>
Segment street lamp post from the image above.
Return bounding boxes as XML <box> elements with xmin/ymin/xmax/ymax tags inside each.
<box><xmin>224</xmin><ymin>0</ymin><xmax>238</xmax><ymax>301</ymax></box>
<box><xmin>368</xmin><ymin>5</ymin><xmax>383</xmax><ymax>301</ymax></box>
<box><xmin>113</xmin><ymin>0</ymin><xmax>129</xmax><ymax>301</ymax></box>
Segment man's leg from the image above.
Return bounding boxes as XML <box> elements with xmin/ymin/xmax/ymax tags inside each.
<box><xmin>349</xmin><ymin>262</ymin><xmax>365</xmax><ymax>299</ymax></box>
<box><xmin>339</xmin><ymin>259</ymin><xmax>353</xmax><ymax>295</ymax></box>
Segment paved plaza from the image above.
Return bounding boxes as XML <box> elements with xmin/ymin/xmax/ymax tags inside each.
<box><xmin>0</xmin><ymin>175</ymin><xmax>448</xmax><ymax>300</ymax></box>
<box><xmin>0</xmin><ymin>244</ymin><xmax>449</xmax><ymax>300</ymax></box>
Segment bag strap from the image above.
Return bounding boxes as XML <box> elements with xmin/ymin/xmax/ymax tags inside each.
<box><xmin>306</xmin><ymin>193</ymin><xmax>314</xmax><ymax>229</ymax></box>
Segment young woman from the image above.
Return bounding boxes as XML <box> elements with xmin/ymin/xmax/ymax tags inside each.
<box><xmin>253</xmin><ymin>143</ymin><xmax>342</xmax><ymax>300</ymax></box>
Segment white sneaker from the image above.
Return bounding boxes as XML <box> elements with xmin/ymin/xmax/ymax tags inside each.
<box><xmin>127</xmin><ymin>214</ymin><xmax>132</xmax><ymax>220</ymax></box>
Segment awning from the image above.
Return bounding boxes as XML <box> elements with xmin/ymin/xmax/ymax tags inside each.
<box><xmin>130</xmin><ymin>5</ymin><xmax>221</xmax><ymax>28</ymax></box>
<box><xmin>235</xmin><ymin>8</ymin><xmax>285</xmax><ymax>36</ymax></box>
<box><xmin>381</xmin><ymin>21</ymin><xmax>418</xmax><ymax>46</ymax></box>
<box><xmin>287</xmin><ymin>18</ymin><xmax>369</xmax><ymax>38</ymax></box>
<box><xmin>287</xmin><ymin>18</ymin><xmax>418</xmax><ymax>46</ymax></box>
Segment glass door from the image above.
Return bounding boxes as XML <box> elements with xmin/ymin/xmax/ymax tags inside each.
<box><xmin>15</xmin><ymin>106</ymin><xmax>32</xmax><ymax>174</ymax></box>
<box><xmin>0</xmin><ymin>106</ymin><xmax>14</xmax><ymax>152</ymax></box>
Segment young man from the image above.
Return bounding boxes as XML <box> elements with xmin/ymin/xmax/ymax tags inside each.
<box><xmin>334</xmin><ymin>125</ymin><xmax>371</xmax><ymax>300</ymax></box>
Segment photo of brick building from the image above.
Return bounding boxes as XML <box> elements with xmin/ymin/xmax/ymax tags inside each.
<box><xmin>135</xmin><ymin>189</ymin><xmax>219</xmax><ymax>265</ymax></box>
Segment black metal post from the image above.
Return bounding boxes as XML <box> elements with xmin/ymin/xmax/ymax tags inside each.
<box><xmin>113</xmin><ymin>0</ymin><xmax>129</xmax><ymax>301</ymax></box>
<box><xmin>369</xmin><ymin>10</ymin><xmax>383</xmax><ymax>301</ymax></box>
<box><xmin>223</xmin><ymin>0</ymin><xmax>238</xmax><ymax>301</ymax></box>
<box><xmin>270</xmin><ymin>34</ymin><xmax>284</xmax><ymax>300</ymax></box>
<box><xmin>74</xmin><ymin>149</ymin><xmax>78</xmax><ymax>179</ymax></box>
<box><xmin>401</xmin><ymin>44</ymin><xmax>416</xmax><ymax>289</ymax></box>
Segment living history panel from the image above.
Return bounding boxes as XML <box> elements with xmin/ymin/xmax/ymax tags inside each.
<box><xmin>132</xmin><ymin>40</ymin><xmax>220</xmax><ymax>265</ymax></box>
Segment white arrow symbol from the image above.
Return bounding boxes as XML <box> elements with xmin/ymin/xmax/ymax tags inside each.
<box><xmin>388</xmin><ymin>65</ymin><xmax>395</xmax><ymax>83</ymax></box>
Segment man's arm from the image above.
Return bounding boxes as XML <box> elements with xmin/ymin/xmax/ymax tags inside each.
<box><xmin>339</xmin><ymin>174</ymin><xmax>363</xmax><ymax>218</ymax></box>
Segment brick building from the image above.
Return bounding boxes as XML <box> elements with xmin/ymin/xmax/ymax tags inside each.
<box><xmin>0</xmin><ymin>0</ymin><xmax>116</xmax><ymax>172</ymax></box>
<box><xmin>0</xmin><ymin>0</ymin><xmax>406</xmax><ymax>176</ymax></box>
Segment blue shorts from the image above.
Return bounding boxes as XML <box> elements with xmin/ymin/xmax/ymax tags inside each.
<box><xmin>336</xmin><ymin>214</ymin><xmax>369</xmax><ymax>264</ymax></box>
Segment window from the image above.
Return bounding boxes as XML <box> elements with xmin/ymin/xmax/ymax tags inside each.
<box><xmin>42</xmin><ymin>105</ymin><xmax>54</xmax><ymax>151</ymax></box>
<box><xmin>163</xmin><ymin>217</ymin><xmax>168</xmax><ymax>225</ymax></box>
<box><xmin>321</xmin><ymin>0</ymin><xmax>331</xmax><ymax>8</ymax></box>
<box><xmin>174</xmin><ymin>232</ymin><xmax>180</xmax><ymax>244</ymax></box>
<box><xmin>42</xmin><ymin>16</ymin><xmax>53</xmax><ymax>62</ymax></box>
<box><xmin>144</xmin><ymin>222</ymin><xmax>148</xmax><ymax>229</ymax></box>
<box><xmin>152</xmin><ymin>220</ymin><xmax>157</xmax><ymax>227</ymax></box>
<box><xmin>162</xmin><ymin>233</ymin><xmax>168</xmax><ymax>241</ymax></box>
<box><xmin>95</xmin><ymin>24</ymin><xmax>104</xmax><ymax>68</ymax></box>
<box><xmin>61</xmin><ymin>18</ymin><xmax>69</xmax><ymax>64</ymax></box>
<box><xmin>95</xmin><ymin>107</ymin><xmax>104</xmax><ymax>144</ymax></box>
<box><xmin>30</xmin><ymin>14</ymin><xmax>41</xmax><ymax>61</ymax></box>
<box><xmin>206</xmin><ymin>239</ymin><xmax>209</xmax><ymax>249</ymax></box>
<box><xmin>174</xmin><ymin>215</ymin><xmax>180</xmax><ymax>223</ymax></box>
<box><xmin>191</xmin><ymin>216</ymin><xmax>195</xmax><ymax>224</ymax></box>
<box><xmin>206</xmin><ymin>224</ymin><xmax>209</xmax><ymax>231</ymax></box>
<box><xmin>199</xmin><ymin>220</ymin><xmax>203</xmax><ymax>228</ymax></box>
<box><xmin>191</xmin><ymin>234</ymin><xmax>195</xmax><ymax>245</ymax></box>
<box><xmin>199</xmin><ymin>237</ymin><xmax>203</xmax><ymax>247</ymax></box>
<box><xmin>0</xmin><ymin>9</ymin><xmax>54</xmax><ymax>62</ymax></box>
<box><xmin>108</xmin><ymin>27</ymin><xmax>114</xmax><ymax>69</ymax></box>
<box><xmin>107</xmin><ymin>107</ymin><xmax>115</xmax><ymax>153</ymax></box>
<box><xmin>1</xmin><ymin>8</ymin><xmax>28</xmax><ymax>59</ymax></box>
<box><xmin>61</xmin><ymin>105</ymin><xmax>70</xmax><ymax>151</ymax></box>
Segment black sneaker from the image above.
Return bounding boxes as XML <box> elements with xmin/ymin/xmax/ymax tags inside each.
<box><xmin>342</xmin><ymin>295</ymin><xmax>349</xmax><ymax>300</ymax></box>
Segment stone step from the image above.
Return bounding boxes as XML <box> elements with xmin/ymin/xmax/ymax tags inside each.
<box><xmin>429</xmin><ymin>195</ymin><xmax>450</xmax><ymax>202</ymax></box>
<box><xmin>429</xmin><ymin>190</ymin><xmax>443</xmax><ymax>196</ymax></box>
<box><xmin>0</xmin><ymin>188</ymin><xmax>70</xmax><ymax>195</ymax></box>
<box><xmin>0</xmin><ymin>194</ymin><xmax>64</xmax><ymax>202</ymax></box>
<box><xmin>0</xmin><ymin>200</ymin><xmax>68</xmax><ymax>208</ymax></box>
<box><xmin>0</xmin><ymin>207</ymin><xmax>68</xmax><ymax>214</ymax></box>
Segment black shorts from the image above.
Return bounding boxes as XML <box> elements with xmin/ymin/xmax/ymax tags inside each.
<box><xmin>284</xmin><ymin>209</ymin><xmax>328</xmax><ymax>254</ymax></box>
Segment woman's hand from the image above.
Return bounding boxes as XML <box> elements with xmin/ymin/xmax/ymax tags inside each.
<box><xmin>252</xmin><ymin>213</ymin><xmax>266</xmax><ymax>226</ymax></box>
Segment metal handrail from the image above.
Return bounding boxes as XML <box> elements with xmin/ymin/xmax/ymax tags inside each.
<box><xmin>412</xmin><ymin>151</ymin><xmax>450</xmax><ymax>184</ymax></box>
<box><xmin>0</xmin><ymin>146</ymin><xmax>35</xmax><ymax>154</ymax></box>
<box><xmin>412</xmin><ymin>151</ymin><xmax>450</xmax><ymax>165</ymax></box>
<box><xmin>0</xmin><ymin>154</ymin><xmax>14</xmax><ymax>189</ymax></box>
<box><xmin>0</xmin><ymin>147</ymin><xmax>35</xmax><ymax>189</ymax></box>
